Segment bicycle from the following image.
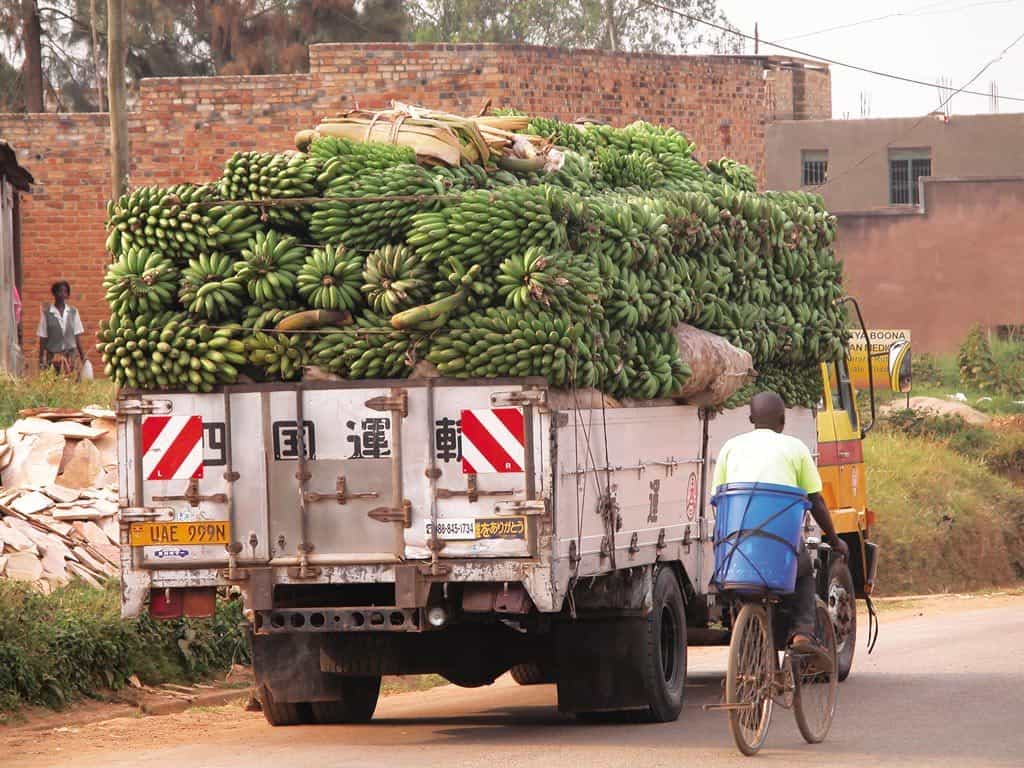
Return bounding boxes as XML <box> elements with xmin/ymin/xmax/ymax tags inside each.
<box><xmin>717</xmin><ymin>576</ymin><xmax>838</xmax><ymax>755</ymax></box>
<box><xmin>706</xmin><ymin>482</ymin><xmax>839</xmax><ymax>756</ymax></box>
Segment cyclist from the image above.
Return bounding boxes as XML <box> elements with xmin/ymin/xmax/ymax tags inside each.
<box><xmin>714</xmin><ymin>391</ymin><xmax>849</xmax><ymax>657</ymax></box>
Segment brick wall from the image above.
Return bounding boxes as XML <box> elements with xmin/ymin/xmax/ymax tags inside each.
<box><xmin>0</xmin><ymin>43</ymin><xmax>830</xmax><ymax>369</ymax></box>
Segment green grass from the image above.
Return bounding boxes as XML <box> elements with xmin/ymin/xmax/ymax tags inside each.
<box><xmin>0</xmin><ymin>371</ymin><xmax>115</xmax><ymax>429</ymax></box>
<box><xmin>866</xmin><ymin>432</ymin><xmax>1024</xmax><ymax>595</ymax></box>
<box><xmin>0</xmin><ymin>582</ymin><xmax>248</xmax><ymax>717</ymax></box>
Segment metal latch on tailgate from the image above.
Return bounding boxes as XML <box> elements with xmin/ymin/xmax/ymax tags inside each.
<box><xmin>304</xmin><ymin>476</ymin><xmax>379</xmax><ymax>505</ymax></box>
<box><xmin>490</xmin><ymin>388</ymin><xmax>547</xmax><ymax>408</ymax></box>
<box><xmin>116</xmin><ymin>398</ymin><xmax>173</xmax><ymax>416</ymax></box>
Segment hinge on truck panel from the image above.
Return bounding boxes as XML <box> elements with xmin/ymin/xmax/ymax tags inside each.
<box><xmin>368</xmin><ymin>499</ymin><xmax>411</xmax><ymax>527</ymax></box>
<box><xmin>304</xmin><ymin>476</ymin><xmax>380</xmax><ymax>505</ymax></box>
<box><xmin>151</xmin><ymin>478</ymin><xmax>227</xmax><ymax>507</ymax></box>
<box><xmin>116</xmin><ymin>398</ymin><xmax>173</xmax><ymax>417</ymax></box>
<box><xmin>490</xmin><ymin>388</ymin><xmax>547</xmax><ymax>408</ymax></box>
<box><xmin>365</xmin><ymin>390</ymin><xmax>408</xmax><ymax>418</ymax></box>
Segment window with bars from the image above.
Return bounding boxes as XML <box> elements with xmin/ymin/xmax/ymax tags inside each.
<box><xmin>889</xmin><ymin>150</ymin><xmax>931</xmax><ymax>205</ymax></box>
<box><xmin>802</xmin><ymin>150</ymin><xmax>828</xmax><ymax>186</ymax></box>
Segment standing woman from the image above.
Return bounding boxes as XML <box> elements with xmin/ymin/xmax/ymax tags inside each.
<box><xmin>37</xmin><ymin>280</ymin><xmax>88</xmax><ymax>375</ymax></box>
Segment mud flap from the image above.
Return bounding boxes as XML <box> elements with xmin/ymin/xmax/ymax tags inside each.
<box><xmin>251</xmin><ymin>633</ymin><xmax>347</xmax><ymax>703</ymax></box>
<box><xmin>554</xmin><ymin>617</ymin><xmax>649</xmax><ymax>714</ymax></box>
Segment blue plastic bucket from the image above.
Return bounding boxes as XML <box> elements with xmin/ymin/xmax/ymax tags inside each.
<box><xmin>712</xmin><ymin>482</ymin><xmax>811</xmax><ymax>594</ymax></box>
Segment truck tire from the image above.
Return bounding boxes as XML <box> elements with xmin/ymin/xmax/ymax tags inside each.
<box><xmin>828</xmin><ymin>561</ymin><xmax>857</xmax><ymax>682</ymax></box>
<box><xmin>639</xmin><ymin>566</ymin><xmax>688</xmax><ymax>722</ymax></box>
<box><xmin>258</xmin><ymin>685</ymin><xmax>312</xmax><ymax>727</ymax></box>
<box><xmin>309</xmin><ymin>676</ymin><xmax>382</xmax><ymax>724</ymax></box>
<box><xmin>510</xmin><ymin>662</ymin><xmax>553</xmax><ymax>686</ymax></box>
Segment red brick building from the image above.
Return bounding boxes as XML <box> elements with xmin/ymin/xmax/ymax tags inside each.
<box><xmin>0</xmin><ymin>43</ymin><xmax>830</xmax><ymax>366</ymax></box>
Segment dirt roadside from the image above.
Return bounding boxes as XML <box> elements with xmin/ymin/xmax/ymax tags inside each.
<box><xmin>2</xmin><ymin>589</ymin><xmax>1020</xmax><ymax>764</ymax></box>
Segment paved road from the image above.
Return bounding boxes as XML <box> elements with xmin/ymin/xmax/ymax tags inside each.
<box><xmin>8</xmin><ymin>594</ymin><xmax>1024</xmax><ymax>767</ymax></box>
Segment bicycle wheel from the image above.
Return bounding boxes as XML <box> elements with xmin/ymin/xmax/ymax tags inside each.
<box><xmin>793</xmin><ymin>599</ymin><xmax>839</xmax><ymax>744</ymax></box>
<box><xmin>726</xmin><ymin>603</ymin><xmax>775</xmax><ymax>756</ymax></box>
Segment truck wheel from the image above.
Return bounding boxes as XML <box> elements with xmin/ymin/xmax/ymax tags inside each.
<box><xmin>640</xmin><ymin>567</ymin><xmax>687</xmax><ymax>722</ymax></box>
<box><xmin>510</xmin><ymin>662</ymin><xmax>553</xmax><ymax>686</ymax></box>
<box><xmin>258</xmin><ymin>685</ymin><xmax>312</xmax><ymax>727</ymax></box>
<box><xmin>828</xmin><ymin>561</ymin><xmax>857</xmax><ymax>682</ymax></box>
<box><xmin>310</xmin><ymin>676</ymin><xmax>382</xmax><ymax>724</ymax></box>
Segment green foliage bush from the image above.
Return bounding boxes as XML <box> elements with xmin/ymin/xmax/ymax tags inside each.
<box><xmin>0</xmin><ymin>371</ymin><xmax>115</xmax><ymax>429</ymax></box>
<box><xmin>0</xmin><ymin>582</ymin><xmax>248</xmax><ymax>714</ymax></box>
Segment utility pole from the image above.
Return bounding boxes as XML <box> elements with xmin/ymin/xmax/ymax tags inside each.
<box><xmin>754</xmin><ymin>23</ymin><xmax>759</xmax><ymax>55</ymax></box>
<box><xmin>21</xmin><ymin>0</ymin><xmax>43</xmax><ymax>112</ymax></box>
<box><xmin>90</xmin><ymin>0</ymin><xmax>105</xmax><ymax>111</ymax></box>
<box><xmin>107</xmin><ymin>0</ymin><xmax>129</xmax><ymax>198</ymax></box>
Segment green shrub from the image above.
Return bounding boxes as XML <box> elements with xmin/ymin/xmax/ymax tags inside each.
<box><xmin>958</xmin><ymin>325</ymin><xmax>1001</xmax><ymax>393</ymax></box>
<box><xmin>0</xmin><ymin>582</ymin><xmax>248</xmax><ymax>714</ymax></box>
<box><xmin>0</xmin><ymin>371</ymin><xmax>115</xmax><ymax>429</ymax></box>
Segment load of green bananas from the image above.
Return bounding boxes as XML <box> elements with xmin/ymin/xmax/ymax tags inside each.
<box><xmin>234</xmin><ymin>230</ymin><xmax>306</xmax><ymax>306</ymax></box>
<box><xmin>103</xmin><ymin>247</ymin><xmax>179</xmax><ymax>315</ymax></box>
<box><xmin>100</xmin><ymin>112</ymin><xmax>852</xmax><ymax>408</ymax></box>
<box><xmin>97</xmin><ymin>311</ymin><xmax>245</xmax><ymax>392</ymax></box>
<box><xmin>105</xmin><ymin>184</ymin><xmax>220</xmax><ymax>262</ymax></box>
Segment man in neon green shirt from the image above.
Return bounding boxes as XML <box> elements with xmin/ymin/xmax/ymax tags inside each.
<box><xmin>715</xmin><ymin>391</ymin><xmax>848</xmax><ymax>654</ymax></box>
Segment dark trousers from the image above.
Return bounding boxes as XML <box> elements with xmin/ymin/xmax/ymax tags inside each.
<box><xmin>784</xmin><ymin>547</ymin><xmax>817</xmax><ymax>637</ymax></box>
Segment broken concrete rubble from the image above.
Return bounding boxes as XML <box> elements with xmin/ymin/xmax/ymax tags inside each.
<box><xmin>1</xmin><ymin>406</ymin><xmax>121</xmax><ymax>591</ymax></box>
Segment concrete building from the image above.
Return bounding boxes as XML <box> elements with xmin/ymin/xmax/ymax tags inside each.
<box><xmin>767</xmin><ymin>113</ymin><xmax>1024</xmax><ymax>353</ymax></box>
<box><xmin>766</xmin><ymin>113</ymin><xmax>1024</xmax><ymax>212</ymax></box>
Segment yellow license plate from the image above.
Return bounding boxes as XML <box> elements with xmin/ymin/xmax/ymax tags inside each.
<box><xmin>130</xmin><ymin>521</ymin><xmax>231</xmax><ymax>547</ymax></box>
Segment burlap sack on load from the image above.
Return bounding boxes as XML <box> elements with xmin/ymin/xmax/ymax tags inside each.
<box><xmin>670</xmin><ymin>324</ymin><xmax>754</xmax><ymax>406</ymax></box>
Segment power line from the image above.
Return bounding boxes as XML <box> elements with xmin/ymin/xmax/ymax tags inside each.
<box><xmin>776</xmin><ymin>0</ymin><xmax>1018</xmax><ymax>43</ymax></box>
<box><xmin>644</xmin><ymin>1</ymin><xmax>1024</xmax><ymax>103</ymax></box>
<box><xmin>810</xmin><ymin>28</ymin><xmax>1024</xmax><ymax>189</ymax></box>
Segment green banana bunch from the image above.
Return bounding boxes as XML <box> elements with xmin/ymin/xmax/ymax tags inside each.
<box><xmin>707</xmin><ymin>157</ymin><xmax>758</xmax><ymax>193</ymax></box>
<box><xmin>206</xmin><ymin>203</ymin><xmax>264</xmax><ymax>254</ymax></box>
<box><xmin>312</xmin><ymin>313</ymin><xmax>417</xmax><ymax>379</ymax></box>
<box><xmin>241</xmin><ymin>305</ymin><xmax>298</xmax><ymax>331</ymax></box>
<box><xmin>496</xmin><ymin>247</ymin><xmax>602</xmax><ymax>315</ymax></box>
<box><xmin>296</xmin><ymin>244</ymin><xmax>365</xmax><ymax>311</ymax></box>
<box><xmin>235</xmin><ymin>230</ymin><xmax>306</xmax><ymax>306</ymax></box>
<box><xmin>220</xmin><ymin>151</ymin><xmax>319</xmax><ymax>230</ymax></box>
<box><xmin>310</xmin><ymin>164</ymin><xmax>467</xmax><ymax>250</ymax></box>
<box><xmin>430</xmin><ymin>255</ymin><xmax>494</xmax><ymax>310</ymax></box>
<box><xmin>309</xmin><ymin>136</ymin><xmax>416</xmax><ymax>187</ymax></box>
<box><xmin>595</xmin><ymin>147</ymin><xmax>666</xmax><ymax>190</ymax></box>
<box><xmin>103</xmin><ymin>247</ymin><xmax>179</xmax><ymax>315</ymax></box>
<box><xmin>105</xmin><ymin>184</ymin><xmax>219</xmax><ymax>262</ymax></box>
<box><xmin>407</xmin><ymin>186</ymin><xmax>576</xmax><ymax>268</ymax></box>
<box><xmin>426</xmin><ymin>310</ymin><xmax>582</xmax><ymax>388</ymax></box>
<box><xmin>179</xmin><ymin>252</ymin><xmax>246</xmax><ymax>320</ymax></box>
<box><xmin>245</xmin><ymin>331</ymin><xmax>311</xmax><ymax>381</ymax></box>
<box><xmin>362</xmin><ymin>244</ymin><xmax>431</xmax><ymax>315</ymax></box>
<box><xmin>97</xmin><ymin>312</ymin><xmax>245</xmax><ymax>392</ymax></box>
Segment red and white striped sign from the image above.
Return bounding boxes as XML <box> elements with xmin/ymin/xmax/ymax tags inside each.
<box><xmin>461</xmin><ymin>408</ymin><xmax>525</xmax><ymax>474</ymax></box>
<box><xmin>142</xmin><ymin>415</ymin><xmax>204</xmax><ymax>481</ymax></box>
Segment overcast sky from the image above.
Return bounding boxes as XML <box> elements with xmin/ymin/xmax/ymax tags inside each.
<box><xmin>713</xmin><ymin>0</ymin><xmax>1024</xmax><ymax>118</ymax></box>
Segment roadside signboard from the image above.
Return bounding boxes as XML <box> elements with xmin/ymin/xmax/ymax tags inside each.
<box><xmin>848</xmin><ymin>329</ymin><xmax>912</xmax><ymax>392</ymax></box>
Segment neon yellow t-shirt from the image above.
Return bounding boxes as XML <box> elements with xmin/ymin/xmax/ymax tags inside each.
<box><xmin>713</xmin><ymin>429</ymin><xmax>823</xmax><ymax>495</ymax></box>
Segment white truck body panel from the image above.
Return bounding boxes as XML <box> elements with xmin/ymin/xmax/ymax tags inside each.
<box><xmin>118</xmin><ymin>379</ymin><xmax>816</xmax><ymax>619</ymax></box>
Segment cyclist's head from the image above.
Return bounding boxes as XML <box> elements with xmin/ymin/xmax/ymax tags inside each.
<box><xmin>750</xmin><ymin>391</ymin><xmax>786</xmax><ymax>433</ymax></box>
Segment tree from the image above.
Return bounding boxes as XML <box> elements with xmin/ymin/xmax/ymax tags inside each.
<box><xmin>407</xmin><ymin>0</ymin><xmax>740</xmax><ymax>53</ymax></box>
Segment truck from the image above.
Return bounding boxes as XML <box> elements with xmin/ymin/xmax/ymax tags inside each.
<box><xmin>117</xmin><ymin>315</ymin><xmax>882</xmax><ymax>726</ymax></box>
